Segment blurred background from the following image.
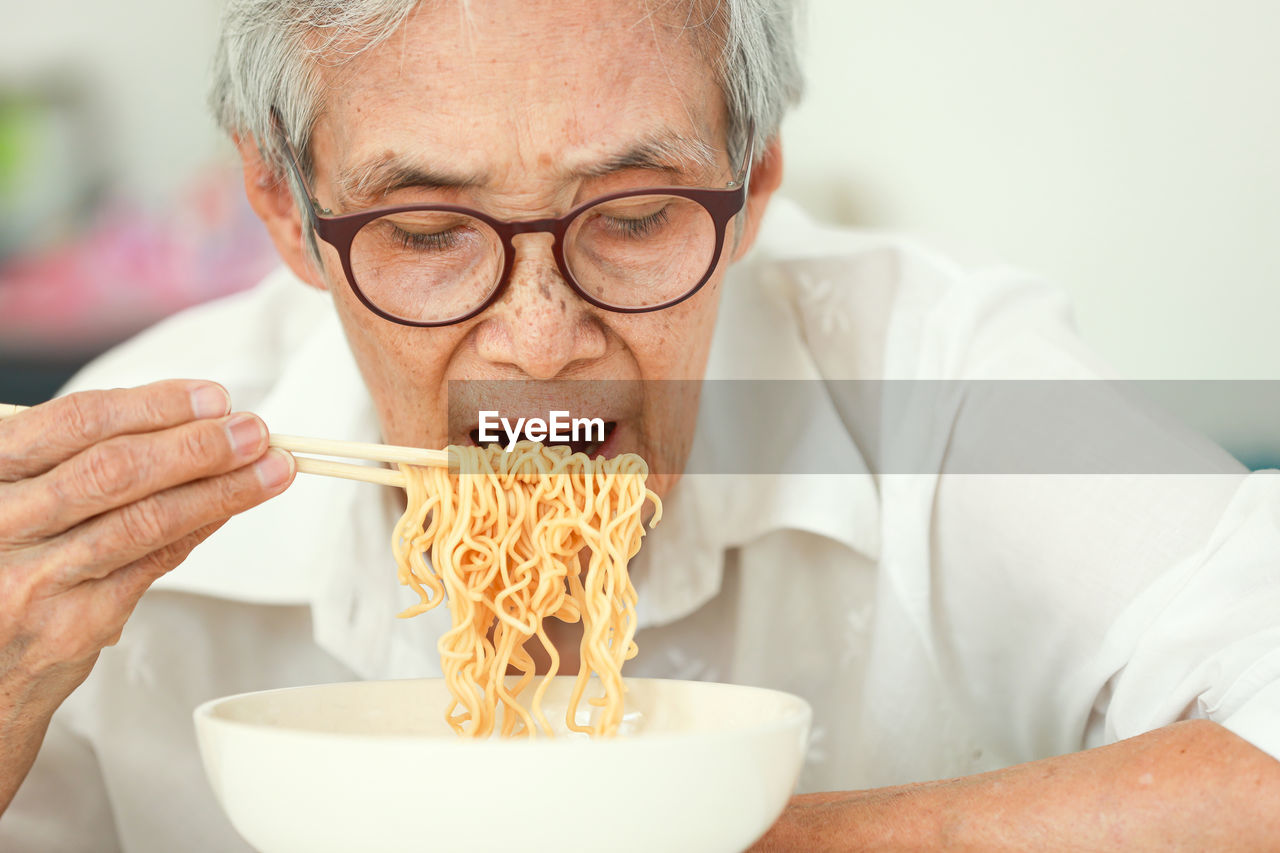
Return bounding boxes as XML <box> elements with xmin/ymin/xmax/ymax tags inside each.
<box><xmin>1</xmin><ymin>1</ymin><xmax>1277</xmax><ymax>463</ymax></box>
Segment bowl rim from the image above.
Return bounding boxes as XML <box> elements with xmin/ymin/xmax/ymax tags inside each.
<box><xmin>193</xmin><ymin>676</ymin><xmax>812</xmax><ymax>750</ymax></box>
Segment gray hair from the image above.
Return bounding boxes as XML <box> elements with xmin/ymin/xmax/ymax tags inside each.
<box><xmin>210</xmin><ymin>0</ymin><xmax>803</xmax><ymax>230</ymax></box>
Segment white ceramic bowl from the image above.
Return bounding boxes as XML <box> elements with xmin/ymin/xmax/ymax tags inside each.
<box><xmin>194</xmin><ymin>677</ymin><xmax>810</xmax><ymax>853</ymax></box>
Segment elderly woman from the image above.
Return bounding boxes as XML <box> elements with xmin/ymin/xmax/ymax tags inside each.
<box><xmin>2</xmin><ymin>1</ymin><xmax>1279</xmax><ymax>850</ymax></box>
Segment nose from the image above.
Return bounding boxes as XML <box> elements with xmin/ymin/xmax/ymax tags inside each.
<box><xmin>472</xmin><ymin>233</ymin><xmax>607</xmax><ymax>380</ymax></box>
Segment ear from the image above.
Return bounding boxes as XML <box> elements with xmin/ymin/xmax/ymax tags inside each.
<box><xmin>234</xmin><ymin>134</ymin><xmax>327</xmax><ymax>291</ymax></box>
<box><xmin>730</xmin><ymin>136</ymin><xmax>784</xmax><ymax>263</ymax></box>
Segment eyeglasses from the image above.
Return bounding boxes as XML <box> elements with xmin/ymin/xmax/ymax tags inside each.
<box><xmin>274</xmin><ymin>111</ymin><xmax>754</xmax><ymax>327</ymax></box>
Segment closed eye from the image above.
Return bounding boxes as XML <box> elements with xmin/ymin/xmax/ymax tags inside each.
<box><xmin>600</xmin><ymin>206</ymin><xmax>670</xmax><ymax>239</ymax></box>
<box><xmin>394</xmin><ymin>227</ymin><xmax>462</xmax><ymax>252</ymax></box>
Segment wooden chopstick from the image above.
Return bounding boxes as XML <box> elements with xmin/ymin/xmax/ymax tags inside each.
<box><xmin>292</xmin><ymin>456</ymin><xmax>408</xmax><ymax>488</ymax></box>
<box><xmin>269</xmin><ymin>434</ymin><xmax>447</xmax><ymax>468</ymax></box>
<box><xmin>0</xmin><ymin>401</ymin><xmax>448</xmax><ymax>488</ymax></box>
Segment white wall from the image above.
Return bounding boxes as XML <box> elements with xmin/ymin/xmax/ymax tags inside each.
<box><xmin>779</xmin><ymin>0</ymin><xmax>1280</xmax><ymax>382</ymax></box>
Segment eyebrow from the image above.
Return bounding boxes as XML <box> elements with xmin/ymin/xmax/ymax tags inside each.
<box><xmin>334</xmin><ymin>159</ymin><xmax>484</xmax><ymax>208</ymax></box>
<box><xmin>332</xmin><ymin>131</ymin><xmax>722</xmax><ymax>209</ymax></box>
<box><xmin>573</xmin><ymin>132</ymin><xmax>720</xmax><ymax>180</ymax></box>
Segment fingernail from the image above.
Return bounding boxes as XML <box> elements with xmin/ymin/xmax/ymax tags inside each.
<box><xmin>254</xmin><ymin>448</ymin><xmax>293</xmax><ymax>489</ymax></box>
<box><xmin>191</xmin><ymin>384</ymin><xmax>230</xmax><ymax>419</ymax></box>
<box><xmin>226</xmin><ymin>413</ymin><xmax>266</xmax><ymax>458</ymax></box>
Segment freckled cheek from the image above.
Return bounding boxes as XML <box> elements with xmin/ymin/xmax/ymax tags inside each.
<box><xmin>322</xmin><ymin>268</ymin><xmax>441</xmax><ymax>371</ymax></box>
<box><xmin>334</xmin><ymin>300</ymin><xmax>406</xmax><ymax>376</ymax></box>
<box><xmin>622</xmin><ymin>288</ymin><xmax>721</xmax><ymax>380</ymax></box>
<box><xmin>332</xmin><ymin>297</ymin><xmax>466</xmax><ymax>446</ymax></box>
<box><xmin>369</xmin><ymin>351</ymin><xmax>460</xmax><ymax>447</ymax></box>
<box><xmin>632</xmin><ymin>339</ymin><xmax>690</xmax><ymax>378</ymax></box>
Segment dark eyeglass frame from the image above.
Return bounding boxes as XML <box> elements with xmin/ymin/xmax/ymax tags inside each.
<box><xmin>271</xmin><ymin>108</ymin><xmax>755</xmax><ymax>327</ymax></box>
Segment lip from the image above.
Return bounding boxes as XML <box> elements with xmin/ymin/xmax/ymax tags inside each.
<box><xmin>594</xmin><ymin>420</ymin><xmax>622</xmax><ymax>458</ymax></box>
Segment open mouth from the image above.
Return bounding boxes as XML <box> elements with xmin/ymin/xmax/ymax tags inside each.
<box><xmin>469</xmin><ymin>421</ymin><xmax>619</xmax><ymax>457</ymax></box>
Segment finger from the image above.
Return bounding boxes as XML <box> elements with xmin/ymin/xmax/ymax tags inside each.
<box><xmin>0</xmin><ymin>380</ymin><xmax>231</xmax><ymax>481</ymax></box>
<box><xmin>19</xmin><ymin>522</ymin><xmax>228</xmax><ymax>669</ymax></box>
<box><xmin>88</xmin><ymin>520</ymin><xmax>229</xmax><ymax>650</ymax></box>
<box><xmin>31</xmin><ymin>449</ymin><xmax>294</xmax><ymax>593</ymax></box>
<box><xmin>2</xmin><ymin>411</ymin><xmax>271</xmax><ymax>542</ymax></box>
<box><xmin>101</xmin><ymin>519</ymin><xmax>227</xmax><ymax>607</ymax></box>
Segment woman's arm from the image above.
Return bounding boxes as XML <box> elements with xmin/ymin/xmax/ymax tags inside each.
<box><xmin>0</xmin><ymin>381</ymin><xmax>293</xmax><ymax>815</ymax></box>
<box><xmin>753</xmin><ymin>720</ymin><xmax>1280</xmax><ymax>851</ymax></box>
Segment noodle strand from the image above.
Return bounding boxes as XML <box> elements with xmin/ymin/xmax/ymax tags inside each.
<box><xmin>393</xmin><ymin>441</ymin><xmax>660</xmax><ymax>738</ymax></box>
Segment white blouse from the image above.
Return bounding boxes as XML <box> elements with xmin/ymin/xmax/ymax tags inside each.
<box><xmin>4</xmin><ymin>200</ymin><xmax>1278</xmax><ymax>852</ymax></box>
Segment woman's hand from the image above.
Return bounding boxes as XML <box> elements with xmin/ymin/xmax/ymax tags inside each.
<box><xmin>0</xmin><ymin>380</ymin><xmax>295</xmax><ymax>814</ymax></box>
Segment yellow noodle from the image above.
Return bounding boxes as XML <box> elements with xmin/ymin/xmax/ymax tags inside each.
<box><xmin>392</xmin><ymin>441</ymin><xmax>661</xmax><ymax>738</ymax></box>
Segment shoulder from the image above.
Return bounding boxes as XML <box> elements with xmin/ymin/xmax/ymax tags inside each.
<box><xmin>59</xmin><ymin>267</ymin><xmax>332</xmax><ymax>406</ymax></box>
<box><xmin>747</xmin><ymin>199</ymin><xmax>1095</xmax><ymax>380</ymax></box>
